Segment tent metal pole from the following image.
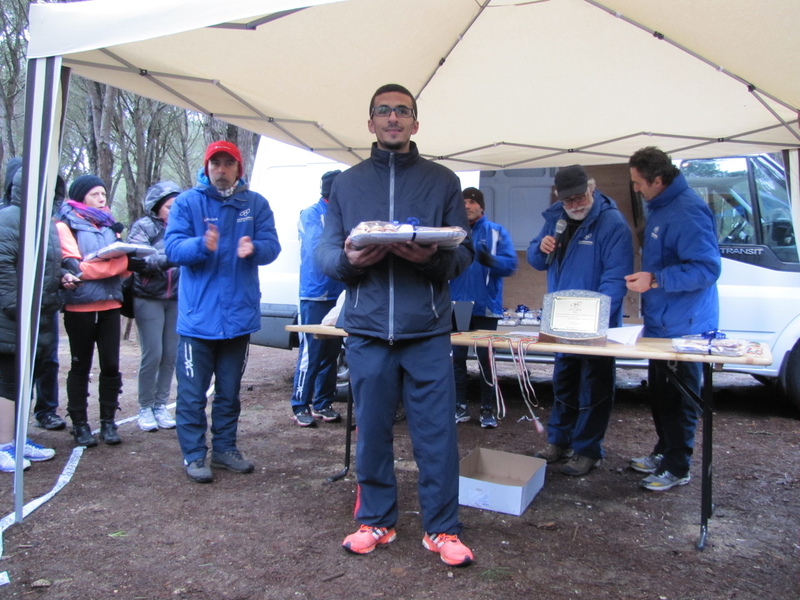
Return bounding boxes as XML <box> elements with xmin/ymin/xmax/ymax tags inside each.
<box><xmin>14</xmin><ymin>56</ymin><xmax>63</xmax><ymax>523</ymax></box>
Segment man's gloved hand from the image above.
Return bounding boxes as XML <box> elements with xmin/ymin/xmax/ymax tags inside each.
<box><xmin>477</xmin><ymin>248</ymin><xmax>495</xmax><ymax>268</ymax></box>
<box><xmin>127</xmin><ymin>254</ymin><xmax>148</xmax><ymax>273</ymax></box>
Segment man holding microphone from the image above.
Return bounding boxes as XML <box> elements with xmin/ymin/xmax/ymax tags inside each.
<box><xmin>528</xmin><ymin>165</ymin><xmax>632</xmax><ymax>476</ymax></box>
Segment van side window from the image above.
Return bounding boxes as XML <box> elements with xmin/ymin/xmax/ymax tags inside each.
<box><xmin>752</xmin><ymin>156</ymin><xmax>798</xmax><ymax>263</ymax></box>
<box><xmin>682</xmin><ymin>157</ymin><xmax>755</xmax><ymax>246</ymax></box>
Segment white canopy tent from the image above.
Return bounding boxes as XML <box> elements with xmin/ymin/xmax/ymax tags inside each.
<box><xmin>27</xmin><ymin>0</ymin><xmax>800</xmax><ymax>170</ymax></box>
<box><xmin>14</xmin><ymin>0</ymin><xmax>800</xmax><ymax>518</ymax></box>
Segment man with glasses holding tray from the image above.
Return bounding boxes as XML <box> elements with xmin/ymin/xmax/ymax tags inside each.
<box><xmin>318</xmin><ymin>84</ymin><xmax>475</xmax><ymax>567</ymax></box>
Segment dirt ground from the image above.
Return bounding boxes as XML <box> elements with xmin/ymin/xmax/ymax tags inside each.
<box><xmin>1</xmin><ymin>325</ymin><xmax>798</xmax><ymax>600</ymax></box>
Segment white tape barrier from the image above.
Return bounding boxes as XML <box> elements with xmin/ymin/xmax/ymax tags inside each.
<box><xmin>0</xmin><ymin>402</ymin><xmax>175</xmax><ymax>586</ymax></box>
<box><xmin>0</xmin><ymin>446</ymin><xmax>84</xmax><ymax>585</ymax></box>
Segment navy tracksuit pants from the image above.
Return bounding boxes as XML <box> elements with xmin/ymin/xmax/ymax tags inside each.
<box><xmin>346</xmin><ymin>333</ymin><xmax>462</xmax><ymax>536</ymax></box>
<box><xmin>291</xmin><ymin>299</ymin><xmax>341</xmax><ymax>413</ymax></box>
<box><xmin>648</xmin><ymin>359</ymin><xmax>701</xmax><ymax>478</ymax></box>
<box><xmin>549</xmin><ymin>354</ymin><xmax>616</xmax><ymax>460</ymax></box>
<box><xmin>175</xmin><ymin>334</ymin><xmax>250</xmax><ymax>463</ymax></box>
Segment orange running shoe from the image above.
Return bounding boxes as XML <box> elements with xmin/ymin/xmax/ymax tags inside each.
<box><xmin>342</xmin><ymin>525</ymin><xmax>397</xmax><ymax>554</ymax></box>
<box><xmin>422</xmin><ymin>533</ymin><xmax>474</xmax><ymax>567</ymax></box>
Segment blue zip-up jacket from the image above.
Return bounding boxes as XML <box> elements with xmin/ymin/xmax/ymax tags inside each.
<box><xmin>317</xmin><ymin>142</ymin><xmax>474</xmax><ymax>341</ymax></box>
<box><xmin>298</xmin><ymin>198</ymin><xmax>345</xmax><ymax>301</ymax></box>
<box><xmin>638</xmin><ymin>172</ymin><xmax>720</xmax><ymax>338</ymax></box>
<box><xmin>450</xmin><ymin>215</ymin><xmax>517</xmax><ymax>318</ymax></box>
<box><xmin>165</xmin><ymin>181</ymin><xmax>281</xmax><ymax>340</ymax></box>
<box><xmin>528</xmin><ymin>191</ymin><xmax>633</xmax><ymax>326</ymax></box>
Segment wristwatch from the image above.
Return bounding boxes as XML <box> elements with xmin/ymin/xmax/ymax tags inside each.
<box><xmin>650</xmin><ymin>274</ymin><xmax>659</xmax><ymax>289</ymax></box>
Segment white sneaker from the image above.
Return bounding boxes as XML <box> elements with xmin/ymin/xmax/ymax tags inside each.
<box><xmin>0</xmin><ymin>446</ymin><xmax>31</xmax><ymax>472</ymax></box>
<box><xmin>138</xmin><ymin>407</ymin><xmax>158</xmax><ymax>432</ymax></box>
<box><xmin>24</xmin><ymin>439</ymin><xmax>55</xmax><ymax>462</ymax></box>
<box><xmin>152</xmin><ymin>405</ymin><xmax>176</xmax><ymax>429</ymax></box>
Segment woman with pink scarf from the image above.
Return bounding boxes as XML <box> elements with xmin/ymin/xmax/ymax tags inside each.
<box><xmin>56</xmin><ymin>175</ymin><xmax>130</xmax><ymax>447</ymax></box>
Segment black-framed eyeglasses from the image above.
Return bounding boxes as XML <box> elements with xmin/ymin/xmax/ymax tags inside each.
<box><xmin>562</xmin><ymin>192</ymin><xmax>589</xmax><ymax>206</ymax></box>
<box><xmin>371</xmin><ymin>104</ymin><xmax>416</xmax><ymax>119</ymax></box>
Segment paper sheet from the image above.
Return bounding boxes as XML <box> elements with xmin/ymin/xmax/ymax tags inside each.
<box><xmin>606</xmin><ymin>325</ymin><xmax>643</xmax><ymax>345</ymax></box>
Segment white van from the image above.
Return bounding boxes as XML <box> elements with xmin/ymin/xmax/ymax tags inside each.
<box><xmin>247</xmin><ymin>139</ymin><xmax>349</xmax><ymax>350</ymax></box>
<box><xmin>676</xmin><ymin>154</ymin><xmax>800</xmax><ymax>405</ymax></box>
<box><xmin>250</xmin><ymin>139</ymin><xmax>800</xmax><ymax>410</ymax></box>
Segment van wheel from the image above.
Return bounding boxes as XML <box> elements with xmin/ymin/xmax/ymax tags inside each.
<box><xmin>335</xmin><ymin>346</ymin><xmax>349</xmax><ymax>401</ymax></box>
<box><xmin>782</xmin><ymin>342</ymin><xmax>800</xmax><ymax>411</ymax></box>
<box><xmin>751</xmin><ymin>374</ymin><xmax>775</xmax><ymax>386</ymax></box>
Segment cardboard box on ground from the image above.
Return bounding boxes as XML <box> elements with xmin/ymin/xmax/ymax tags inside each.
<box><xmin>459</xmin><ymin>448</ymin><xmax>546</xmax><ymax>516</ymax></box>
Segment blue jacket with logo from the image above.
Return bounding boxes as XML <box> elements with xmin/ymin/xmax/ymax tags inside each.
<box><xmin>450</xmin><ymin>215</ymin><xmax>517</xmax><ymax>318</ymax></box>
<box><xmin>638</xmin><ymin>173</ymin><xmax>720</xmax><ymax>338</ymax></box>
<box><xmin>298</xmin><ymin>198</ymin><xmax>345</xmax><ymax>301</ymax></box>
<box><xmin>165</xmin><ymin>181</ymin><xmax>281</xmax><ymax>340</ymax></box>
<box><xmin>317</xmin><ymin>142</ymin><xmax>474</xmax><ymax>341</ymax></box>
<box><xmin>527</xmin><ymin>191</ymin><xmax>633</xmax><ymax>327</ymax></box>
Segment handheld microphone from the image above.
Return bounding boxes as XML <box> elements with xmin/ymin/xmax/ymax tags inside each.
<box><xmin>545</xmin><ymin>219</ymin><xmax>567</xmax><ymax>266</ymax></box>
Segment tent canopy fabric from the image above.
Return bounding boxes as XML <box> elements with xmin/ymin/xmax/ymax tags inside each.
<box><xmin>28</xmin><ymin>0</ymin><xmax>800</xmax><ymax>170</ymax></box>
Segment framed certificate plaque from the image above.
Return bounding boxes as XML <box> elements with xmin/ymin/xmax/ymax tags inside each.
<box><xmin>538</xmin><ymin>290</ymin><xmax>611</xmax><ymax>346</ymax></box>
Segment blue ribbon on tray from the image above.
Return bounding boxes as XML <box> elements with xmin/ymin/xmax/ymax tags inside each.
<box><xmin>405</xmin><ymin>217</ymin><xmax>419</xmax><ymax>242</ymax></box>
<box><xmin>699</xmin><ymin>329</ymin><xmax>726</xmax><ymax>354</ymax></box>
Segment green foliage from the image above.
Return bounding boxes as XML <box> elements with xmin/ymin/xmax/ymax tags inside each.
<box><xmin>478</xmin><ymin>566</ymin><xmax>511</xmax><ymax>581</ymax></box>
<box><xmin>0</xmin><ymin>0</ymin><xmax>31</xmax><ymax>164</ymax></box>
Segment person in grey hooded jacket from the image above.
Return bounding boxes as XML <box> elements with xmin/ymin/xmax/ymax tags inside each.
<box><xmin>127</xmin><ymin>181</ymin><xmax>182</xmax><ymax>433</ymax></box>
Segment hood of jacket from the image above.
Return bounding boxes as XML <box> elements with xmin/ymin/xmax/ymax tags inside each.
<box><xmin>8</xmin><ymin>170</ymin><xmax>66</xmax><ymax>216</ymax></box>
<box><xmin>9</xmin><ymin>170</ymin><xmax>23</xmax><ymax>207</ymax></box>
<box><xmin>3</xmin><ymin>158</ymin><xmax>22</xmax><ymax>205</ymax></box>
<box><xmin>144</xmin><ymin>181</ymin><xmax>182</xmax><ymax>215</ymax></box>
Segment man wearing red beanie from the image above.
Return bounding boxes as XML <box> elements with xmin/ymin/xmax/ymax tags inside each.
<box><xmin>165</xmin><ymin>140</ymin><xmax>281</xmax><ymax>483</ymax></box>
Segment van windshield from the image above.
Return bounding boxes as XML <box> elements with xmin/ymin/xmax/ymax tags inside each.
<box><xmin>681</xmin><ymin>156</ymin><xmax>797</xmax><ymax>263</ymax></box>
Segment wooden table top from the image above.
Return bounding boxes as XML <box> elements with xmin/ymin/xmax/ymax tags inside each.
<box><xmin>285</xmin><ymin>325</ymin><xmax>773</xmax><ymax>367</ymax></box>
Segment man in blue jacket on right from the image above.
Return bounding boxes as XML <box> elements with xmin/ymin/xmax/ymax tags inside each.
<box><xmin>528</xmin><ymin>165</ymin><xmax>633</xmax><ymax>477</ymax></box>
<box><xmin>625</xmin><ymin>146</ymin><xmax>720</xmax><ymax>492</ymax></box>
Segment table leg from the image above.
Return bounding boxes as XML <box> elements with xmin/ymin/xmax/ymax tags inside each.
<box><xmin>327</xmin><ymin>381</ymin><xmax>353</xmax><ymax>482</ymax></box>
<box><xmin>697</xmin><ymin>363</ymin><xmax>714</xmax><ymax>551</ymax></box>
<box><xmin>658</xmin><ymin>361</ymin><xmax>713</xmax><ymax>550</ymax></box>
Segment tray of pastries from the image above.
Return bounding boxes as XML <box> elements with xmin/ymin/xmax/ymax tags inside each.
<box><xmin>350</xmin><ymin>221</ymin><xmax>466</xmax><ymax>249</ymax></box>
